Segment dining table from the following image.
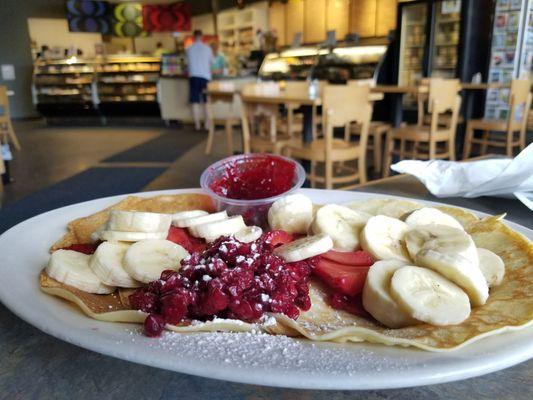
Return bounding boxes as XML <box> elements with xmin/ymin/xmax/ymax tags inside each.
<box><xmin>0</xmin><ymin>170</ymin><xmax>531</xmax><ymax>399</ymax></box>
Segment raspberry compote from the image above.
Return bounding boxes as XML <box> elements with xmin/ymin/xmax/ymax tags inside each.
<box><xmin>208</xmin><ymin>154</ymin><xmax>296</xmax><ymax>200</ymax></box>
<box><xmin>130</xmin><ymin>233</ymin><xmax>315</xmax><ymax>337</ymax></box>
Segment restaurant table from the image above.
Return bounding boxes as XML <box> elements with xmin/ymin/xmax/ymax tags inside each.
<box><xmin>240</xmin><ymin>88</ymin><xmax>384</xmax><ymax>142</ymax></box>
<box><xmin>1</xmin><ymin>173</ymin><xmax>531</xmax><ymax>399</ymax></box>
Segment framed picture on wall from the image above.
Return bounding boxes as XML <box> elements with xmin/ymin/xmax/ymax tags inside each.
<box><xmin>496</xmin><ymin>0</ymin><xmax>510</xmax><ymax>11</ymax></box>
<box><xmin>509</xmin><ymin>0</ymin><xmax>523</xmax><ymax>10</ymax></box>
<box><xmin>495</xmin><ymin>13</ymin><xmax>508</xmax><ymax>30</ymax></box>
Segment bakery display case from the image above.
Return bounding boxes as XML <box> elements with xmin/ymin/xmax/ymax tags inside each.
<box><xmin>32</xmin><ymin>58</ymin><xmax>98</xmax><ymax>116</ymax></box>
<box><xmin>32</xmin><ymin>56</ymin><xmax>161</xmax><ymax>118</ymax></box>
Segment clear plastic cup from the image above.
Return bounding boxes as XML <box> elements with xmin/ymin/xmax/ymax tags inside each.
<box><xmin>200</xmin><ymin>153</ymin><xmax>306</xmax><ymax>227</ymax></box>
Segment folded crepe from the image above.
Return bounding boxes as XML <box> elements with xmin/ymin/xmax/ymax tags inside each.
<box><xmin>40</xmin><ymin>194</ymin><xmax>533</xmax><ymax>351</ymax></box>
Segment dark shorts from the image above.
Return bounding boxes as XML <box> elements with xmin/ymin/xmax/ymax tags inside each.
<box><xmin>189</xmin><ymin>77</ymin><xmax>208</xmax><ymax>103</ymax></box>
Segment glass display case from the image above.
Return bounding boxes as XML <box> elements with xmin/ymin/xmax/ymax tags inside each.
<box><xmin>32</xmin><ymin>56</ymin><xmax>161</xmax><ymax>118</ymax></box>
<box><xmin>258</xmin><ymin>45</ymin><xmax>388</xmax><ymax>82</ymax></box>
<box><xmin>430</xmin><ymin>1</ymin><xmax>461</xmax><ymax>78</ymax></box>
<box><xmin>398</xmin><ymin>2</ymin><xmax>427</xmax><ymax>105</ymax></box>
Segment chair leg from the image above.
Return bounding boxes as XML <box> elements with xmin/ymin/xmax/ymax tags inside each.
<box><xmin>373</xmin><ymin>133</ymin><xmax>382</xmax><ymax>173</ymax></box>
<box><xmin>519</xmin><ymin>126</ymin><xmax>526</xmax><ymax>151</ymax></box>
<box><xmin>463</xmin><ymin>123</ymin><xmax>473</xmax><ymax>159</ymax></box>
<box><xmin>480</xmin><ymin>130</ymin><xmax>489</xmax><ymax>155</ymax></box>
<box><xmin>205</xmin><ymin>121</ymin><xmax>215</xmax><ymax>155</ymax></box>
<box><xmin>429</xmin><ymin>139</ymin><xmax>437</xmax><ymax>160</ymax></box>
<box><xmin>358</xmin><ymin>156</ymin><xmax>367</xmax><ymax>185</ymax></box>
<box><xmin>310</xmin><ymin>161</ymin><xmax>317</xmax><ymax>188</ymax></box>
<box><xmin>325</xmin><ymin>159</ymin><xmax>333</xmax><ymax>190</ymax></box>
<box><xmin>383</xmin><ymin>131</ymin><xmax>393</xmax><ymax>177</ymax></box>
<box><xmin>225</xmin><ymin>120</ymin><xmax>233</xmax><ymax>156</ymax></box>
<box><xmin>6</xmin><ymin>120</ymin><xmax>21</xmax><ymax>151</ymax></box>
<box><xmin>506</xmin><ymin>130</ymin><xmax>514</xmax><ymax>157</ymax></box>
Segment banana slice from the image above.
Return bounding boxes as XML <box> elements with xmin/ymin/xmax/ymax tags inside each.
<box><xmin>172</xmin><ymin>210</ymin><xmax>209</xmax><ymax>227</ymax></box>
<box><xmin>311</xmin><ymin>204</ymin><xmax>370</xmax><ymax>251</ymax></box>
<box><xmin>107</xmin><ymin>210</ymin><xmax>172</xmax><ymax>233</ymax></box>
<box><xmin>344</xmin><ymin>198</ymin><xmax>391</xmax><ymax>216</ymax></box>
<box><xmin>268</xmin><ymin>194</ymin><xmax>314</xmax><ymax>234</ymax></box>
<box><xmin>178</xmin><ymin>211</ymin><xmax>228</xmax><ymax>229</ymax></box>
<box><xmin>416</xmin><ymin>249</ymin><xmax>488</xmax><ymax>306</ymax></box>
<box><xmin>404</xmin><ymin>224</ymin><xmax>472</xmax><ymax>261</ymax></box>
<box><xmin>404</xmin><ymin>224</ymin><xmax>488</xmax><ymax>306</ymax></box>
<box><xmin>274</xmin><ymin>234</ymin><xmax>333</xmax><ymax>262</ymax></box>
<box><xmin>360</xmin><ymin>215</ymin><xmax>411</xmax><ymax>262</ymax></box>
<box><xmin>362</xmin><ymin>259</ymin><xmax>419</xmax><ymax>328</ymax></box>
<box><xmin>477</xmin><ymin>247</ymin><xmax>505</xmax><ymax>287</ymax></box>
<box><xmin>191</xmin><ymin>215</ymin><xmax>246</xmax><ymax>241</ymax></box>
<box><xmin>91</xmin><ymin>224</ymin><xmax>106</xmax><ymax>242</ymax></box>
<box><xmin>99</xmin><ymin>230</ymin><xmax>168</xmax><ymax>242</ymax></box>
<box><xmin>123</xmin><ymin>239</ymin><xmax>189</xmax><ymax>284</ymax></box>
<box><xmin>46</xmin><ymin>250</ymin><xmax>115</xmax><ymax>294</ymax></box>
<box><xmin>390</xmin><ymin>266</ymin><xmax>471</xmax><ymax>326</ymax></box>
<box><xmin>404</xmin><ymin>207</ymin><xmax>464</xmax><ymax>230</ymax></box>
<box><xmin>89</xmin><ymin>242</ymin><xmax>141</xmax><ymax>288</ymax></box>
<box><xmin>379</xmin><ymin>200</ymin><xmax>422</xmax><ymax>219</ymax></box>
<box><xmin>234</xmin><ymin>226</ymin><xmax>263</xmax><ymax>243</ymax></box>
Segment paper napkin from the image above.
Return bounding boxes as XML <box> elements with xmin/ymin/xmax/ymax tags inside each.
<box><xmin>390</xmin><ymin>144</ymin><xmax>533</xmax><ymax>209</ymax></box>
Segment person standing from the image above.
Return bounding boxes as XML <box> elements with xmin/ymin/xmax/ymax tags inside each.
<box><xmin>210</xmin><ymin>42</ymin><xmax>227</xmax><ymax>78</ymax></box>
<box><xmin>186</xmin><ymin>30</ymin><xmax>213</xmax><ymax>131</ymax></box>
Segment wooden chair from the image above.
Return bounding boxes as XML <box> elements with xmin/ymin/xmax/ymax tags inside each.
<box><xmin>240</xmin><ymin>83</ymin><xmax>301</xmax><ymax>154</ymax></box>
<box><xmin>205</xmin><ymin>81</ymin><xmax>241</xmax><ymax>156</ymax></box>
<box><xmin>383</xmin><ymin>79</ymin><xmax>461</xmax><ymax>176</ymax></box>
<box><xmin>417</xmin><ymin>78</ymin><xmax>464</xmax><ymax>128</ymax></box>
<box><xmin>463</xmin><ymin>79</ymin><xmax>531</xmax><ymax>158</ymax></box>
<box><xmin>0</xmin><ymin>86</ymin><xmax>21</xmax><ymax>151</ymax></box>
<box><xmin>283</xmin><ymin>84</ymin><xmax>373</xmax><ymax>189</ymax></box>
<box><xmin>346</xmin><ymin>79</ymin><xmax>390</xmax><ymax>174</ymax></box>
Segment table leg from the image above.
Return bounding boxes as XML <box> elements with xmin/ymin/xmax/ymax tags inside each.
<box><xmin>301</xmin><ymin>105</ymin><xmax>313</xmax><ymax>143</ymax></box>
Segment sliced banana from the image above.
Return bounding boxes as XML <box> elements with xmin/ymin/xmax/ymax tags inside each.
<box><xmin>268</xmin><ymin>194</ymin><xmax>314</xmax><ymax>234</ymax></box>
<box><xmin>360</xmin><ymin>215</ymin><xmax>410</xmax><ymax>262</ymax></box>
<box><xmin>46</xmin><ymin>250</ymin><xmax>115</xmax><ymax>294</ymax></box>
<box><xmin>191</xmin><ymin>215</ymin><xmax>246</xmax><ymax>241</ymax></box>
<box><xmin>234</xmin><ymin>226</ymin><xmax>263</xmax><ymax>243</ymax></box>
<box><xmin>123</xmin><ymin>239</ymin><xmax>189</xmax><ymax>284</ymax></box>
<box><xmin>89</xmin><ymin>242</ymin><xmax>141</xmax><ymax>288</ymax></box>
<box><xmin>362</xmin><ymin>260</ymin><xmax>419</xmax><ymax>328</ymax></box>
<box><xmin>177</xmin><ymin>211</ymin><xmax>228</xmax><ymax>229</ymax></box>
<box><xmin>274</xmin><ymin>233</ymin><xmax>333</xmax><ymax>262</ymax></box>
<box><xmin>404</xmin><ymin>224</ymin><xmax>488</xmax><ymax>306</ymax></box>
<box><xmin>344</xmin><ymin>198</ymin><xmax>392</xmax><ymax>216</ymax></box>
<box><xmin>172</xmin><ymin>210</ymin><xmax>209</xmax><ymax>227</ymax></box>
<box><xmin>311</xmin><ymin>204</ymin><xmax>370</xmax><ymax>251</ymax></box>
<box><xmin>90</xmin><ymin>224</ymin><xmax>106</xmax><ymax>242</ymax></box>
<box><xmin>107</xmin><ymin>210</ymin><xmax>172</xmax><ymax>233</ymax></box>
<box><xmin>99</xmin><ymin>230</ymin><xmax>168</xmax><ymax>242</ymax></box>
<box><xmin>390</xmin><ymin>266</ymin><xmax>471</xmax><ymax>326</ymax></box>
<box><xmin>404</xmin><ymin>224</ymin><xmax>472</xmax><ymax>261</ymax></box>
<box><xmin>404</xmin><ymin>207</ymin><xmax>464</xmax><ymax>230</ymax></box>
<box><xmin>477</xmin><ymin>247</ymin><xmax>505</xmax><ymax>287</ymax></box>
<box><xmin>416</xmin><ymin>249</ymin><xmax>487</xmax><ymax>307</ymax></box>
<box><xmin>379</xmin><ymin>199</ymin><xmax>422</xmax><ymax>219</ymax></box>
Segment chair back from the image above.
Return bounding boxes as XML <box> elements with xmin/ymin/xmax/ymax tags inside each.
<box><xmin>0</xmin><ymin>86</ymin><xmax>11</xmax><ymax>123</ymax></box>
<box><xmin>426</xmin><ymin>78</ymin><xmax>461</xmax><ymax>133</ymax></box>
<box><xmin>508</xmin><ymin>79</ymin><xmax>531</xmax><ymax>126</ymax></box>
<box><xmin>322</xmin><ymin>84</ymin><xmax>372</xmax><ymax>128</ymax></box>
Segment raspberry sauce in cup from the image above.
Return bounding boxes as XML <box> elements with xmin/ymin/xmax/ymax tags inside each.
<box><xmin>200</xmin><ymin>154</ymin><xmax>306</xmax><ymax>227</ymax></box>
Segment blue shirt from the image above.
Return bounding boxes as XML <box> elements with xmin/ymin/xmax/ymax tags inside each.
<box><xmin>186</xmin><ymin>40</ymin><xmax>214</xmax><ymax>80</ymax></box>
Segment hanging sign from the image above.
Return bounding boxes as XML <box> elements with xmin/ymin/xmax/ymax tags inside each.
<box><xmin>112</xmin><ymin>2</ymin><xmax>146</xmax><ymax>37</ymax></box>
<box><xmin>66</xmin><ymin>0</ymin><xmax>112</xmax><ymax>34</ymax></box>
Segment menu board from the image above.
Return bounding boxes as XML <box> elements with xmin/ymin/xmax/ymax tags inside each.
<box><xmin>485</xmin><ymin>0</ymin><xmax>532</xmax><ymax>119</ymax></box>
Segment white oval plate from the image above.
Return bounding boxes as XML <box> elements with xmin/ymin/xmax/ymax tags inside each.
<box><xmin>0</xmin><ymin>188</ymin><xmax>531</xmax><ymax>390</ymax></box>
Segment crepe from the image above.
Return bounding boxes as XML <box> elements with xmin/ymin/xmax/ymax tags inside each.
<box><xmin>40</xmin><ymin>196</ymin><xmax>533</xmax><ymax>351</ymax></box>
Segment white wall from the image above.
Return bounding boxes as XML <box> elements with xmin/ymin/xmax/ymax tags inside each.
<box><xmin>27</xmin><ymin>18</ymin><xmax>102</xmax><ymax>58</ymax></box>
<box><xmin>134</xmin><ymin>32</ymin><xmax>177</xmax><ymax>55</ymax></box>
<box><xmin>192</xmin><ymin>14</ymin><xmax>215</xmax><ymax>35</ymax></box>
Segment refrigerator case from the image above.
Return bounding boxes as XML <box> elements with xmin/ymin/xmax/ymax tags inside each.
<box><xmin>395</xmin><ymin>0</ymin><xmax>494</xmax><ymax>111</ymax></box>
<box><xmin>485</xmin><ymin>0</ymin><xmax>533</xmax><ymax>120</ymax></box>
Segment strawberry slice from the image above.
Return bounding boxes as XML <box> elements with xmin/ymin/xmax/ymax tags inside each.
<box><xmin>262</xmin><ymin>230</ymin><xmax>294</xmax><ymax>247</ymax></box>
<box><xmin>313</xmin><ymin>258</ymin><xmax>369</xmax><ymax>296</ymax></box>
<box><xmin>167</xmin><ymin>226</ymin><xmax>206</xmax><ymax>253</ymax></box>
<box><xmin>322</xmin><ymin>250</ymin><xmax>374</xmax><ymax>267</ymax></box>
<box><xmin>329</xmin><ymin>292</ymin><xmax>371</xmax><ymax>318</ymax></box>
<box><xmin>61</xmin><ymin>243</ymin><xmax>99</xmax><ymax>255</ymax></box>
